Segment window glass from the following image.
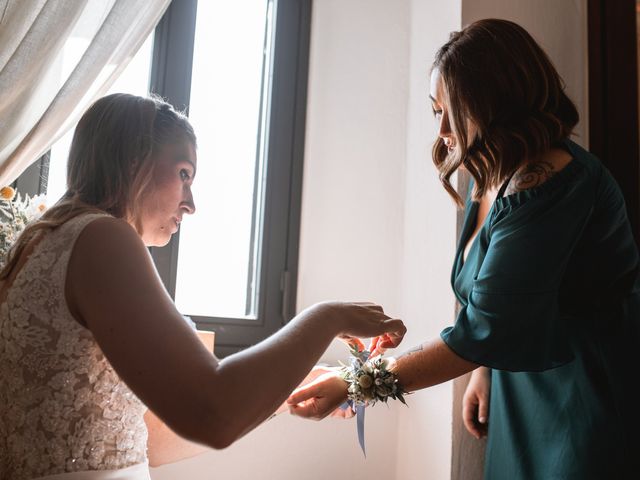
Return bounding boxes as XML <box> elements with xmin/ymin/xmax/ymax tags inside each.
<box><xmin>174</xmin><ymin>1</ymin><xmax>272</xmax><ymax>319</ymax></box>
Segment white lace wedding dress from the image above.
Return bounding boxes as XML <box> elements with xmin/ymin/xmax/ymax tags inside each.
<box><xmin>0</xmin><ymin>214</ymin><xmax>150</xmax><ymax>480</ymax></box>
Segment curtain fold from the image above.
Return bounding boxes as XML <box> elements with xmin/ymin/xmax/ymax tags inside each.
<box><xmin>0</xmin><ymin>0</ymin><xmax>171</xmax><ymax>186</ymax></box>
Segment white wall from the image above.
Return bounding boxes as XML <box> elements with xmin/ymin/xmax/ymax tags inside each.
<box><xmin>296</xmin><ymin>0</ymin><xmax>409</xmax><ymax>360</ymax></box>
<box><xmin>151</xmin><ymin>1</ymin><xmax>588</xmax><ymax>479</ymax></box>
<box><xmin>394</xmin><ymin>0</ymin><xmax>462</xmax><ymax>478</ymax></box>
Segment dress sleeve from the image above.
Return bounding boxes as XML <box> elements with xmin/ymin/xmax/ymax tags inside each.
<box><xmin>442</xmin><ymin>163</ymin><xmax>595</xmax><ymax>371</ymax></box>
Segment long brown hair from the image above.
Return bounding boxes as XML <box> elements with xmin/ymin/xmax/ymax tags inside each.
<box><xmin>0</xmin><ymin>93</ymin><xmax>196</xmax><ymax>280</ymax></box>
<box><xmin>432</xmin><ymin>18</ymin><xmax>579</xmax><ymax>206</ymax></box>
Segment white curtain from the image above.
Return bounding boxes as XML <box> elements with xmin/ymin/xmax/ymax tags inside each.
<box><xmin>0</xmin><ymin>0</ymin><xmax>171</xmax><ymax>186</ymax></box>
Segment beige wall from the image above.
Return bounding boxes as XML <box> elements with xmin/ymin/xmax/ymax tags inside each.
<box><xmin>394</xmin><ymin>1</ymin><xmax>462</xmax><ymax>479</ymax></box>
<box><xmin>462</xmin><ymin>0</ymin><xmax>589</xmax><ymax>147</ymax></box>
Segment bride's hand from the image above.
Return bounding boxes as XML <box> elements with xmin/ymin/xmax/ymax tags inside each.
<box><xmin>340</xmin><ymin>332</ymin><xmax>400</xmax><ymax>358</ymax></box>
<box><xmin>287</xmin><ymin>371</ymin><xmax>350</xmax><ymax>420</ymax></box>
<box><xmin>367</xmin><ymin>333</ymin><xmax>399</xmax><ymax>357</ymax></box>
<box><xmin>274</xmin><ymin>365</ymin><xmax>352</xmax><ymax>418</ymax></box>
<box><xmin>297</xmin><ymin>366</ymin><xmax>355</xmax><ymax>419</ymax></box>
<box><xmin>306</xmin><ymin>301</ymin><xmax>405</xmax><ymax>349</ymax></box>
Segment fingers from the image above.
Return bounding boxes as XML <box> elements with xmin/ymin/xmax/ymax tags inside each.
<box><xmin>478</xmin><ymin>395</ymin><xmax>489</xmax><ymax>426</ymax></box>
<box><xmin>462</xmin><ymin>399</ymin><xmax>482</xmax><ymax>439</ymax></box>
<box><xmin>368</xmin><ymin>335</ymin><xmax>389</xmax><ymax>357</ymax></box>
<box><xmin>368</xmin><ymin>336</ymin><xmax>380</xmax><ymax>354</ymax></box>
<box><xmin>289</xmin><ymin>399</ymin><xmax>347</xmax><ymax>420</ymax></box>
<box><xmin>375</xmin><ymin>333</ymin><xmax>396</xmax><ymax>349</ymax></box>
<box><xmin>288</xmin><ymin>374</ymin><xmax>349</xmax><ymax>420</ymax></box>
<box><xmin>462</xmin><ymin>367</ymin><xmax>490</xmax><ymax>439</ymax></box>
<box><xmin>287</xmin><ymin>380</ymin><xmax>322</xmax><ymax>405</ymax></box>
<box><xmin>377</xmin><ymin>319</ymin><xmax>406</xmax><ymax>346</ymax></box>
<box><xmin>369</xmin><ymin>343</ymin><xmax>387</xmax><ymax>358</ymax></box>
<box><xmin>339</xmin><ymin>335</ymin><xmax>366</xmax><ymax>352</ymax></box>
<box><xmin>367</xmin><ymin>330</ymin><xmax>404</xmax><ymax>358</ymax></box>
<box><xmin>288</xmin><ymin>391</ymin><xmax>341</xmax><ymax>420</ymax></box>
<box><xmin>289</xmin><ymin>400</ymin><xmax>326</xmax><ymax>419</ymax></box>
<box><xmin>462</xmin><ymin>393</ymin><xmax>488</xmax><ymax>439</ymax></box>
<box><xmin>338</xmin><ymin>318</ymin><xmax>405</xmax><ymax>351</ymax></box>
<box><xmin>369</xmin><ymin>346</ymin><xmax>383</xmax><ymax>358</ymax></box>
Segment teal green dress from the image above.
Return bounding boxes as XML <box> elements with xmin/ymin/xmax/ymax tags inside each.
<box><xmin>441</xmin><ymin>140</ymin><xmax>640</xmax><ymax>479</ymax></box>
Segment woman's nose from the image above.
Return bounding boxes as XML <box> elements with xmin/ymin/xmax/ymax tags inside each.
<box><xmin>438</xmin><ymin>111</ymin><xmax>452</xmax><ymax>139</ymax></box>
<box><xmin>183</xmin><ymin>189</ymin><xmax>196</xmax><ymax>215</ymax></box>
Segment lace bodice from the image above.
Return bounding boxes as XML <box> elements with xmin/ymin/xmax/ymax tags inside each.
<box><xmin>0</xmin><ymin>214</ymin><xmax>148</xmax><ymax>480</ymax></box>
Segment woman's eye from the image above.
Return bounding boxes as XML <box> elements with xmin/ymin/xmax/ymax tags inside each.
<box><xmin>180</xmin><ymin>169</ymin><xmax>191</xmax><ymax>181</ymax></box>
<box><xmin>432</xmin><ymin>107</ymin><xmax>443</xmax><ymax>117</ymax></box>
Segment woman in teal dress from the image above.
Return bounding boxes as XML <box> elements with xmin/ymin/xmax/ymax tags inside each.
<box><xmin>287</xmin><ymin>18</ymin><xmax>640</xmax><ymax>479</ymax></box>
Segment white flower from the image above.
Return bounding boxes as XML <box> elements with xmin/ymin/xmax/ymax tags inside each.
<box><xmin>25</xmin><ymin>193</ymin><xmax>47</xmax><ymax>220</ymax></box>
<box><xmin>0</xmin><ymin>190</ymin><xmax>47</xmax><ymax>268</ymax></box>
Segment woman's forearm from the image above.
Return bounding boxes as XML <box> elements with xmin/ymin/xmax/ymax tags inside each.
<box><xmin>201</xmin><ymin>303</ymin><xmax>404</xmax><ymax>446</ymax></box>
<box><xmin>204</xmin><ymin>307</ymin><xmax>339</xmax><ymax>445</ymax></box>
<box><xmin>391</xmin><ymin>337</ymin><xmax>477</xmax><ymax>392</ymax></box>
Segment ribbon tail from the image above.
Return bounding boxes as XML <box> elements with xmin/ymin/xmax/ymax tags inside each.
<box><xmin>356</xmin><ymin>404</ymin><xmax>366</xmax><ymax>457</ymax></box>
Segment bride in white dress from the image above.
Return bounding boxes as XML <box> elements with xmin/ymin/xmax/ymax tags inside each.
<box><xmin>0</xmin><ymin>93</ymin><xmax>406</xmax><ymax>480</ymax></box>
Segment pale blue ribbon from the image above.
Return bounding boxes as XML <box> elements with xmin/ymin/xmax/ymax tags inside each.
<box><xmin>340</xmin><ymin>400</ymin><xmax>366</xmax><ymax>457</ymax></box>
<box><xmin>356</xmin><ymin>403</ymin><xmax>366</xmax><ymax>456</ymax></box>
<box><xmin>340</xmin><ymin>348</ymin><xmax>370</xmax><ymax>457</ymax></box>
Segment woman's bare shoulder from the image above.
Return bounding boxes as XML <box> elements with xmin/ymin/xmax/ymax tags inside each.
<box><xmin>68</xmin><ymin>215</ymin><xmax>153</xmax><ymax>285</ymax></box>
<box><xmin>72</xmin><ymin>216</ymin><xmax>145</xmax><ymax>255</ymax></box>
<box><xmin>504</xmin><ymin>148</ymin><xmax>573</xmax><ymax>196</ymax></box>
<box><xmin>65</xmin><ymin>216</ymin><xmax>152</xmax><ymax>325</ymax></box>
<box><xmin>77</xmin><ymin>215</ymin><xmax>138</xmax><ymax>237</ymax></box>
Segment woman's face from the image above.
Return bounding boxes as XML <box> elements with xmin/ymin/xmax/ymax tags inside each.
<box><xmin>136</xmin><ymin>141</ymin><xmax>197</xmax><ymax>247</ymax></box>
<box><xmin>429</xmin><ymin>68</ymin><xmax>477</xmax><ymax>155</ymax></box>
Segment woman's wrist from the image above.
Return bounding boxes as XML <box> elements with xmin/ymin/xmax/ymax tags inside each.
<box><xmin>295</xmin><ymin>302</ymin><xmax>342</xmax><ymax>338</ymax></box>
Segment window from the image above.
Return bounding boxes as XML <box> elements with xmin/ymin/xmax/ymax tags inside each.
<box><xmin>174</xmin><ymin>0</ymin><xmax>272</xmax><ymax>320</ymax></box>
<box><xmin>16</xmin><ymin>0</ymin><xmax>311</xmax><ymax>356</ymax></box>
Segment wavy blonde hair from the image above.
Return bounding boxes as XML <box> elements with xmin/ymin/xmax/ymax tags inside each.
<box><xmin>432</xmin><ymin>19</ymin><xmax>579</xmax><ymax>206</ymax></box>
<box><xmin>0</xmin><ymin>93</ymin><xmax>196</xmax><ymax>280</ymax></box>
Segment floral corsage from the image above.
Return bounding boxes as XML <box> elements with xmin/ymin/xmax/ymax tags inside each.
<box><xmin>339</xmin><ymin>344</ymin><xmax>407</xmax><ymax>406</ymax></box>
<box><xmin>338</xmin><ymin>344</ymin><xmax>407</xmax><ymax>456</ymax></box>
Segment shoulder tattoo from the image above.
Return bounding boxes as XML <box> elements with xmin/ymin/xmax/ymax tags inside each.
<box><xmin>504</xmin><ymin>161</ymin><xmax>556</xmax><ymax>196</ymax></box>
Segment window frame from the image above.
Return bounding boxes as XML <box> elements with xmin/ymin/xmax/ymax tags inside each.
<box><xmin>148</xmin><ymin>0</ymin><xmax>311</xmax><ymax>356</ymax></box>
<box><xmin>15</xmin><ymin>0</ymin><xmax>311</xmax><ymax>357</ymax></box>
